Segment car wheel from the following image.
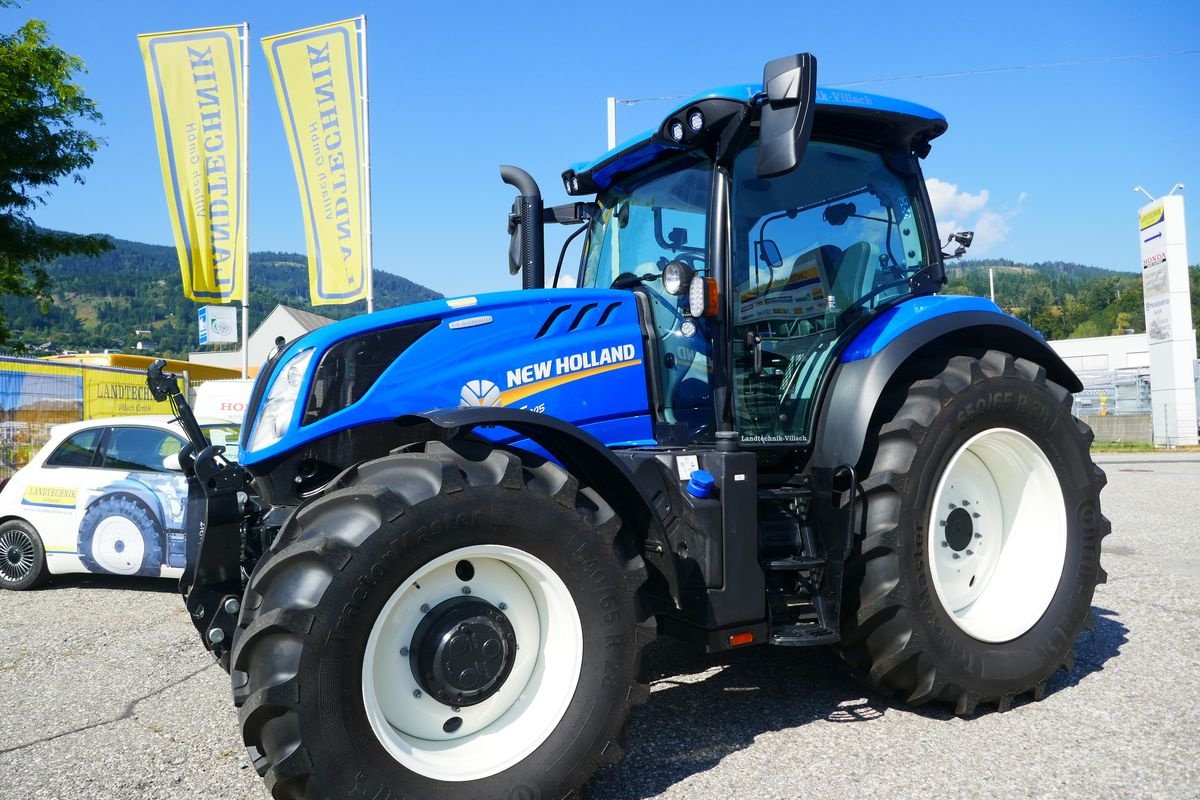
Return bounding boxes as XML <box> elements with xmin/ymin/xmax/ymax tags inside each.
<box><xmin>0</xmin><ymin>519</ymin><xmax>48</xmax><ymax>590</ymax></box>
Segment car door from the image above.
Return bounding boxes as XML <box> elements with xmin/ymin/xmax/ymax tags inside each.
<box><xmin>75</xmin><ymin>426</ymin><xmax>187</xmax><ymax>577</ymax></box>
<box><xmin>19</xmin><ymin>426</ymin><xmax>107</xmax><ymax>573</ymax></box>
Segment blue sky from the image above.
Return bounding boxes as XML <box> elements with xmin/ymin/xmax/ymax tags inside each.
<box><xmin>7</xmin><ymin>0</ymin><xmax>1200</xmax><ymax>297</ymax></box>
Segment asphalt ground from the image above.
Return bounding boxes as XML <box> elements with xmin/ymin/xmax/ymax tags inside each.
<box><xmin>0</xmin><ymin>452</ymin><xmax>1196</xmax><ymax>800</ymax></box>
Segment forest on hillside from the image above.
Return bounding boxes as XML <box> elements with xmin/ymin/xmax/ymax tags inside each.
<box><xmin>944</xmin><ymin>258</ymin><xmax>1200</xmax><ymax>346</ymax></box>
<box><xmin>0</xmin><ymin>236</ymin><xmax>442</xmax><ymax>357</ymax></box>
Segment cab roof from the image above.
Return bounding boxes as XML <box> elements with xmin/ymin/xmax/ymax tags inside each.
<box><xmin>564</xmin><ymin>84</ymin><xmax>947</xmax><ymax>195</ymax></box>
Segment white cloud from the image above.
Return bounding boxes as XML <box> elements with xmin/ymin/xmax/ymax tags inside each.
<box><xmin>926</xmin><ymin>178</ymin><xmax>989</xmax><ymax>220</ymax></box>
<box><xmin>972</xmin><ymin>209</ymin><xmax>1012</xmax><ymax>253</ymax></box>
<box><xmin>925</xmin><ymin>178</ymin><xmax>1023</xmax><ymax>256</ymax></box>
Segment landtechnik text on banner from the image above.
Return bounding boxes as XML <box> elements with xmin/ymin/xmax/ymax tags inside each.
<box><xmin>138</xmin><ymin>26</ymin><xmax>246</xmax><ymax>304</ymax></box>
<box><xmin>263</xmin><ymin>18</ymin><xmax>369</xmax><ymax>306</ymax></box>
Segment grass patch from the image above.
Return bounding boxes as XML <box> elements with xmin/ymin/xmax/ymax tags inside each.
<box><xmin>1091</xmin><ymin>441</ymin><xmax>1158</xmax><ymax>452</ymax></box>
<box><xmin>1092</xmin><ymin>441</ymin><xmax>1200</xmax><ymax>453</ymax></box>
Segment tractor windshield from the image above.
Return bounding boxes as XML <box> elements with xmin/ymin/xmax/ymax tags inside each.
<box><xmin>580</xmin><ymin>151</ymin><xmax>715</xmax><ymax>436</ymax></box>
<box><xmin>731</xmin><ymin>140</ymin><xmax>932</xmax><ymax>443</ymax></box>
<box><xmin>580</xmin><ymin>151</ymin><xmax>711</xmax><ymax>289</ymax></box>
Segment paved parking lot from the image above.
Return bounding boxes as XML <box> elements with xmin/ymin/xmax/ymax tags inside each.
<box><xmin>0</xmin><ymin>452</ymin><xmax>1196</xmax><ymax>799</ymax></box>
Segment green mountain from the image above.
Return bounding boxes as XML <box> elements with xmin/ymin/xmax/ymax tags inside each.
<box><xmin>0</xmin><ymin>235</ymin><xmax>442</xmax><ymax>357</ymax></box>
<box><xmin>943</xmin><ymin>258</ymin><xmax>1200</xmax><ymax>345</ymax></box>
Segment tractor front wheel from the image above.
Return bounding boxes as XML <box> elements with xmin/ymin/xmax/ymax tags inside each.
<box><xmin>837</xmin><ymin>350</ymin><xmax>1109</xmax><ymax>714</ymax></box>
<box><xmin>230</xmin><ymin>441</ymin><xmax>653</xmax><ymax>800</ymax></box>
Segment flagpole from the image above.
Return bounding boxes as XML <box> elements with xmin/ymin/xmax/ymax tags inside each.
<box><xmin>239</xmin><ymin>22</ymin><xmax>251</xmax><ymax>378</ymax></box>
<box><xmin>359</xmin><ymin>14</ymin><xmax>374</xmax><ymax>314</ymax></box>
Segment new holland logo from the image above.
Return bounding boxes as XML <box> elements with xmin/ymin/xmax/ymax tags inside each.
<box><xmin>460</xmin><ymin>379</ymin><xmax>501</xmax><ymax>407</ymax></box>
<box><xmin>458</xmin><ymin>343</ymin><xmax>642</xmax><ymax>410</ymax></box>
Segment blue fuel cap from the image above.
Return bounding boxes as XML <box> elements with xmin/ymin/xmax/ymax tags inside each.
<box><xmin>686</xmin><ymin>469</ymin><xmax>716</xmax><ymax>499</ymax></box>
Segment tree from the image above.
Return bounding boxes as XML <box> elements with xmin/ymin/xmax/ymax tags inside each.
<box><xmin>0</xmin><ymin>9</ymin><xmax>109</xmax><ymax>344</ymax></box>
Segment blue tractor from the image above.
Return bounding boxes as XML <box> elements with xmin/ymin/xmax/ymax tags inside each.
<box><xmin>150</xmin><ymin>53</ymin><xmax>1107</xmax><ymax>800</ymax></box>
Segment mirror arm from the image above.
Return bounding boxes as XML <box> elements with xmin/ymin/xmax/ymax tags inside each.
<box><xmin>543</xmin><ymin>202</ymin><xmax>596</xmax><ymax>226</ymax></box>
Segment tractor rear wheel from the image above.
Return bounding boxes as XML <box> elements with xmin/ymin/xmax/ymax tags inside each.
<box><xmin>229</xmin><ymin>441</ymin><xmax>654</xmax><ymax>800</ymax></box>
<box><xmin>837</xmin><ymin>350</ymin><xmax>1109</xmax><ymax>714</ymax></box>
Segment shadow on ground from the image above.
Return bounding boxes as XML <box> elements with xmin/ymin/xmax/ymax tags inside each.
<box><xmin>584</xmin><ymin>606</ymin><xmax>1126</xmax><ymax>799</ymax></box>
<box><xmin>31</xmin><ymin>572</ymin><xmax>178</xmax><ymax>595</ymax></box>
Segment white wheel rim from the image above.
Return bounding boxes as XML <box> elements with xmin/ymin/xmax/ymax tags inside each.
<box><xmin>927</xmin><ymin>428</ymin><xmax>1067</xmax><ymax>643</ymax></box>
<box><xmin>363</xmin><ymin>545</ymin><xmax>583</xmax><ymax>781</ymax></box>
<box><xmin>91</xmin><ymin>516</ymin><xmax>145</xmax><ymax>575</ymax></box>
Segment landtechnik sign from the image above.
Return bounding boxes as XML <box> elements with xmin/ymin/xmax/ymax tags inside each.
<box><xmin>1138</xmin><ymin>195</ymin><xmax>1198</xmax><ymax>445</ymax></box>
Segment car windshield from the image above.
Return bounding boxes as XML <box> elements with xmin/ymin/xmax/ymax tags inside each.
<box><xmin>200</xmin><ymin>424</ymin><xmax>242</xmax><ymax>462</ymax></box>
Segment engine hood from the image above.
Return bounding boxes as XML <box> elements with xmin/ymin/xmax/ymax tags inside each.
<box><xmin>242</xmin><ymin>288</ymin><xmax>654</xmax><ymax>465</ymax></box>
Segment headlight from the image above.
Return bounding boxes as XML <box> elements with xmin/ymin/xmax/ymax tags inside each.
<box><xmin>662</xmin><ymin>260</ymin><xmax>694</xmax><ymax>296</ymax></box>
<box><xmin>246</xmin><ymin>348</ymin><xmax>314</xmax><ymax>452</ymax></box>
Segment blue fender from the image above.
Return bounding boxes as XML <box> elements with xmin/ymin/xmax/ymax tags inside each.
<box><xmin>811</xmin><ymin>296</ymin><xmax>1082</xmax><ymax>469</ymax></box>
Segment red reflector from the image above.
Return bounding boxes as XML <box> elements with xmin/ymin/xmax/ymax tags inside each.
<box><xmin>728</xmin><ymin>631</ymin><xmax>754</xmax><ymax>647</ymax></box>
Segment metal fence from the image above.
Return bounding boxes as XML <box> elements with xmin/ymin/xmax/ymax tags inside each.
<box><xmin>1071</xmin><ymin>369</ymin><xmax>1153</xmax><ymax>418</ymax></box>
<box><xmin>0</xmin><ymin>356</ymin><xmax>210</xmax><ymax>480</ymax></box>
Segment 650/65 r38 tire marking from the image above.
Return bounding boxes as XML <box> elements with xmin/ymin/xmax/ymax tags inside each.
<box><xmin>835</xmin><ymin>350</ymin><xmax>1109</xmax><ymax>715</ymax></box>
<box><xmin>229</xmin><ymin>440</ymin><xmax>656</xmax><ymax>800</ymax></box>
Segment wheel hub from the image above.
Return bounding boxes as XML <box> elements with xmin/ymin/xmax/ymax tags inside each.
<box><xmin>928</xmin><ymin>428</ymin><xmax>1068</xmax><ymax>643</ymax></box>
<box><xmin>410</xmin><ymin>596</ymin><xmax>517</xmax><ymax>707</ymax></box>
<box><xmin>944</xmin><ymin>507</ymin><xmax>974</xmax><ymax>551</ymax></box>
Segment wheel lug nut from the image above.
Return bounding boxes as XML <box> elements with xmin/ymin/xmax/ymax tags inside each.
<box><xmin>952</xmin><ymin>553</ymin><xmax>960</xmax><ymax>560</ymax></box>
<box><xmin>420</xmin><ymin>604</ymin><xmax>430</xmax><ymax>614</ymax></box>
<box><xmin>973</xmin><ymin>512</ymin><xmax>981</xmax><ymax>519</ymax></box>
<box><xmin>413</xmin><ymin>689</ymin><xmax>422</xmax><ymax>699</ymax></box>
<box><xmin>948</xmin><ymin>503</ymin><xmax>957</xmax><ymax>509</ymax></box>
<box><xmin>974</xmin><ymin>532</ymin><xmax>982</xmax><ymax>539</ymax></box>
<box><xmin>498</xmin><ymin>602</ymin><xmax>508</xmax><ymax>611</ymax></box>
<box><xmin>462</xmin><ymin>586</ymin><xmax>472</xmax><ymax>595</ymax></box>
<box><xmin>966</xmin><ymin>549</ymin><xmax>974</xmax><ymax>556</ymax></box>
<box><xmin>940</xmin><ymin>541</ymin><xmax>948</xmax><ymax>548</ymax></box>
<box><xmin>400</xmin><ymin>646</ymin><xmax>410</xmax><ymax>657</ymax></box>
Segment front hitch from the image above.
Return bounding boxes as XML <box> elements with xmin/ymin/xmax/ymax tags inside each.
<box><xmin>148</xmin><ymin>360</ymin><xmax>249</xmax><ymax>665</ymax></box>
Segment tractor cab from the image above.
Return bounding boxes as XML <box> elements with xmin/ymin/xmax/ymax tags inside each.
<box><xmin>559</xmin><ymin>60</ymin><xmax>949</xmax><ymax>450</ymax></box>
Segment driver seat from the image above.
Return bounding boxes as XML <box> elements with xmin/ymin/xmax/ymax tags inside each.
<box><xmin>830</xmin><ymin>241</ymin><xmax>879</xmax><ymax>310</ymax></box>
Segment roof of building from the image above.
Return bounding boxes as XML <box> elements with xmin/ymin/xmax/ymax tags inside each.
<box><xmin>265</xmin><ymin>305</ymin><xmax>335</xmax><ymax>335</ymax></box>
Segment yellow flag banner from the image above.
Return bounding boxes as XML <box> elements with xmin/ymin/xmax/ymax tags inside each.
<box><xmin>263</xmin><ymin>19</ymin><xmax>367</xmax><ymax>306</ymax></box>
<box><xmin>138</xmin><ymin>26</ymin><xmax>246</xmax><ymax>303</ymax></box>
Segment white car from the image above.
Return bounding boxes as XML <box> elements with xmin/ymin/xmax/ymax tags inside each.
<box><xmin>0</xmin><ymin>415</ymin><xmax>240</xmax><ymax>590</ymax></box>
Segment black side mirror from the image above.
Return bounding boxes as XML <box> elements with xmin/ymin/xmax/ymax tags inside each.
<box><xmin>756</xmin><ymin>53</ymin><xmax>817</xmax><ymax>179</ymax></box>
<box><xmin>757</xmin><ymin>239</ymin><xmax>783</xmax><ymax>269</ymax></box>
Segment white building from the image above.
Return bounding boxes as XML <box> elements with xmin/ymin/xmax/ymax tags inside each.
<box><xmin>189</xmin><ymin>305</ymin><xmax>335</xmax><ymax>377</ymax></box>
<box><xmin>1049</xmin><ymin>332</ymin><xmax>1150</xmax><ymax>373</ymax></box>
